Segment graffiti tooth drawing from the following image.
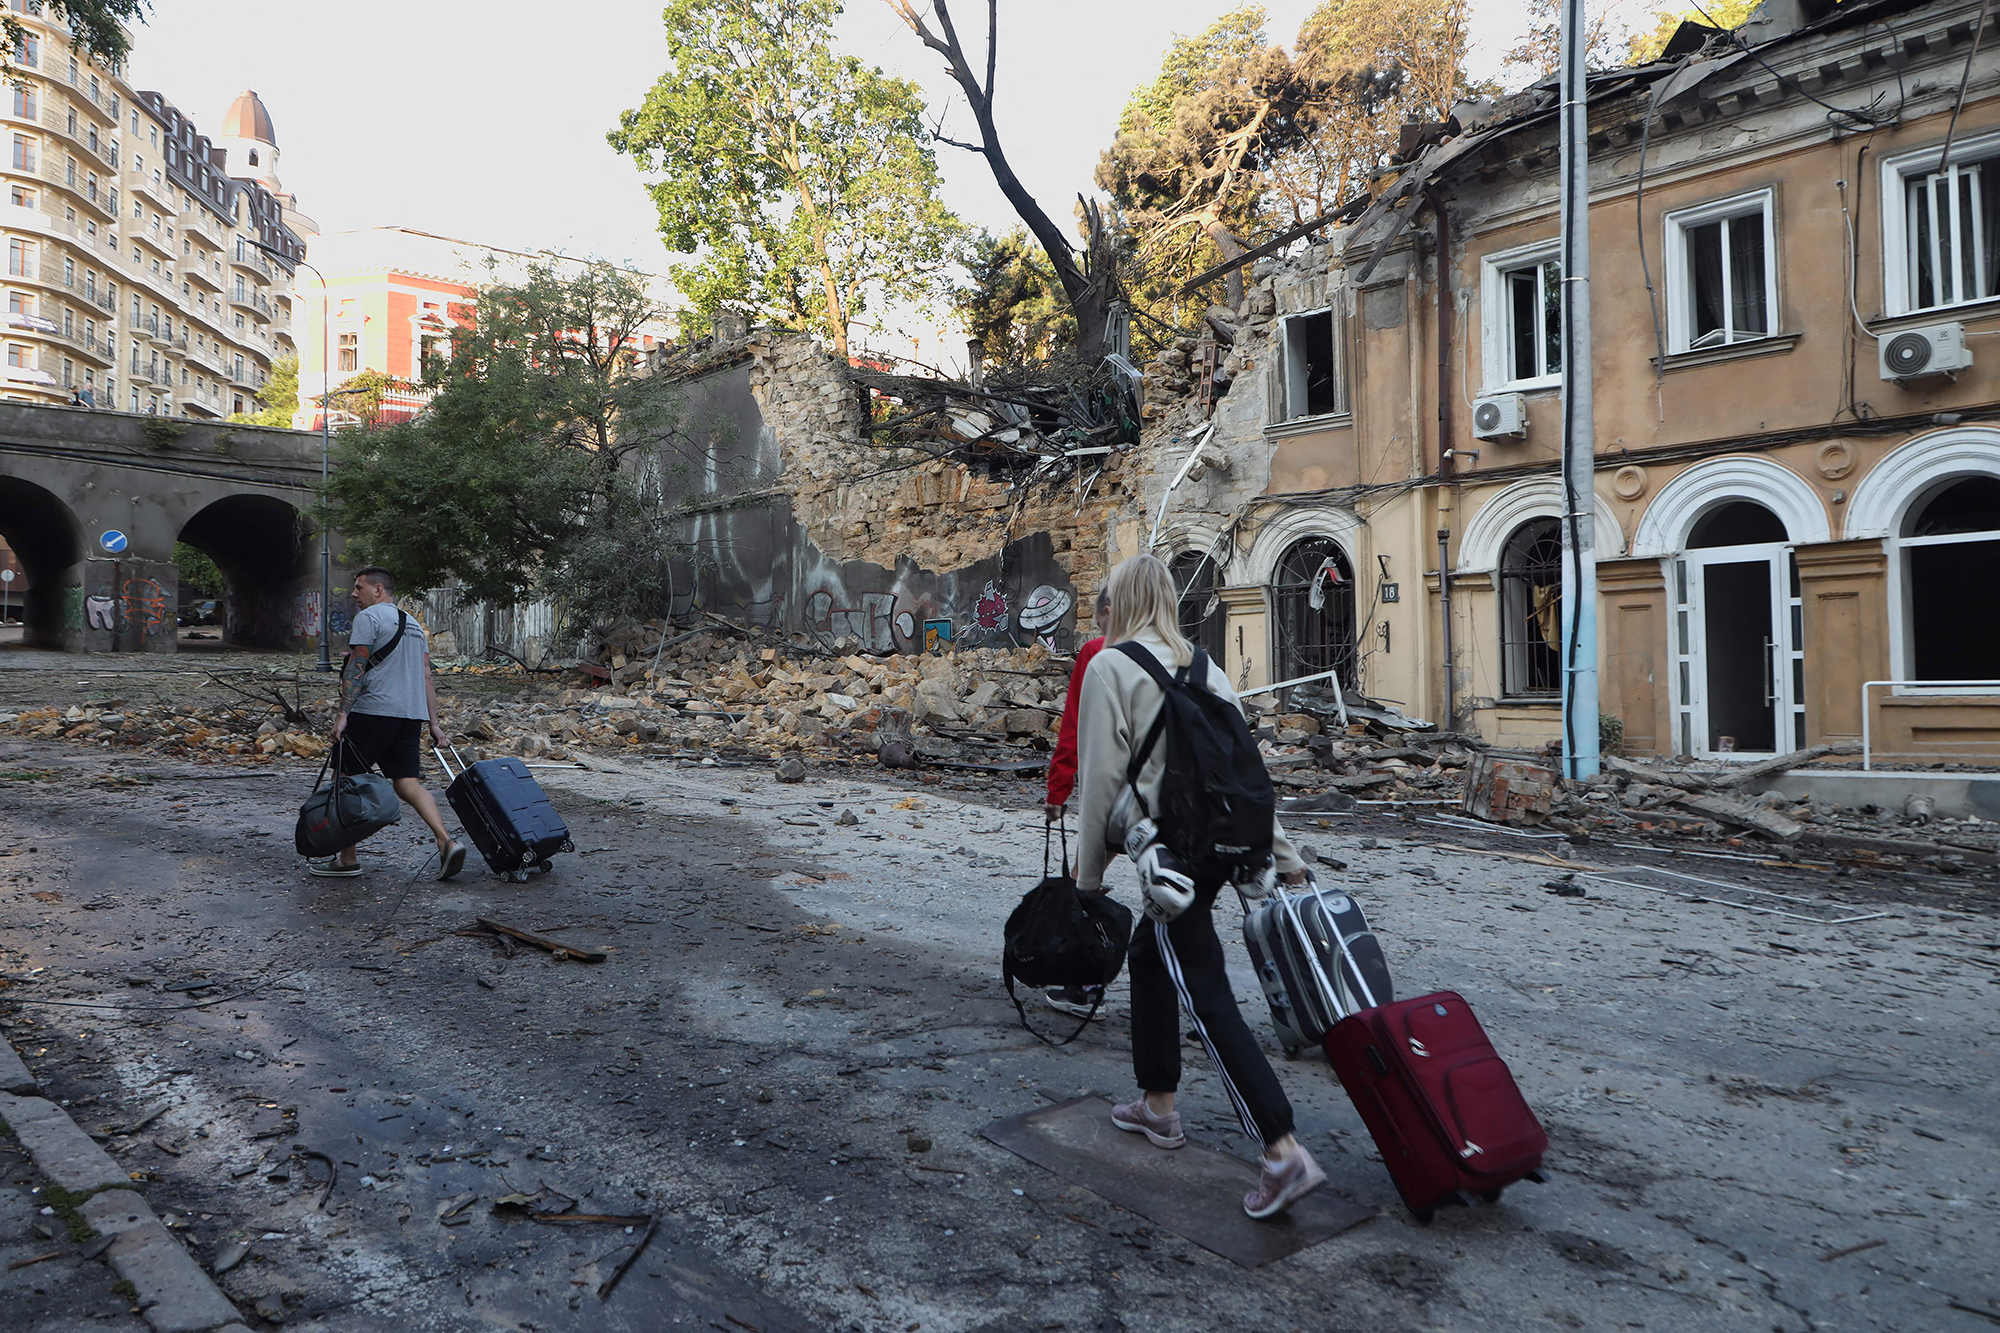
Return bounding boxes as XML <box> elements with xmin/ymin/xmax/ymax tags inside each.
<box><xmin>85</xmin><ymin>595</ymin><xmax>117</xmax><ymax>632</ymax></box>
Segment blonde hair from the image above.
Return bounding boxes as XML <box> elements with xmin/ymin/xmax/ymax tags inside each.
<box><xmin>1100</xmin><ymin>554</ymin><xmax>1194</xmax><ymax>668</ymax></box>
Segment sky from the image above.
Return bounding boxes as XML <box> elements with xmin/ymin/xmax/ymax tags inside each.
<box><xmin>126</xmin><ymin>0</ymin><xmax>1537</xmax><ymax>358</ymax></box>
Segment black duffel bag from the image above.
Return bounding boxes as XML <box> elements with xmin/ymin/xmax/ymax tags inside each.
<box><xmin>294</xmin><ymin>752</ymin><xmax>402</xmax><ymax>858</ymax></box>
<box><xmin>1002</xmin><ymin>822</ymin><xmax>1133</xmax><ymax>1045</ymax></box>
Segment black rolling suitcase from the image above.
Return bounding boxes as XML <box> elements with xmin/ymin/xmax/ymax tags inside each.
<box><xmin>435</xmin><ymin>746</ymin><xmax>573</xmax><ymax>882</ymax></box>
<box><xmin>1241</xmin><ymin>870</ymin><xmax>1394</xmax><ymax>1058</ymax></box>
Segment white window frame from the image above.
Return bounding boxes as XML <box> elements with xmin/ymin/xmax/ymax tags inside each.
<box><xmin>1479</xmin><ymin>239</ymin><xmax>1563</xmax><ymax>394</ymax></box>
<box><xmin>1275</xmin><ymin>301</ymin><xmax>1349</xmax><ymax>424</ymax></box>
<box><xmin>1664</xmin><ymin>188</ymin><xmax>1779</xmax><ymax>353</ymax></box>
<box><xmin>1881</xmin><ymin>126</ymin><xmax>2000</xmax><ymax>318</ymax></box>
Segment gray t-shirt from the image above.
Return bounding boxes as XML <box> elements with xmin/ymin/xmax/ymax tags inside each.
<box><xmin>345</xmin><ymin>602</ymin><xmax>430</xmax><ymax>720</ymax></box>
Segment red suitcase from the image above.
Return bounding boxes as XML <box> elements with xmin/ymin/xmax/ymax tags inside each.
<box><xmin>1323</xmin><ymin>992</ymin><xmax>1549</xmax><ymax>1221</ymax></box>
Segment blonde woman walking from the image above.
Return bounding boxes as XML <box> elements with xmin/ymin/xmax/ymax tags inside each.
<box><xmin>1072</xmin><ymin>554</ymin><xmax>1326</xmax><ymax>1219</ymax></box>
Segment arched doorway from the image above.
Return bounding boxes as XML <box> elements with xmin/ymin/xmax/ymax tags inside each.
<box><xmin>1270</xmin><ymin>536</ymin><xmax>1356</xmax><ymax>690</ymax></box>
<box><xmin>1170</xmin><ymin>549</ymin><xmax>1226</xmax><ymax>663</ymax></box>
<box><xmin>0</xmin><ymin>474</ymin><xmax>83</xmax><ymax>648</ymax></box>
<box><xmin>1668</xmin><ymin>498</ymin><xmax>1803</xmax><ymax>757</ymax></box>
<box><xmin>177</xmin><ymin>495</ymin><xmax>313</xmax><ymax>650</ymax></box>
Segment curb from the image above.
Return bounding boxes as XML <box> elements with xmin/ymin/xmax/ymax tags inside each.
<box><xmin>0</xmin><ymin>1037</ymin><xmax>37</xmax><ymax>1095</ymax></box>
<box><xmin>0</xmin><ymin>1052</ymin><xmax>245</xmax><ymax>1333</ymax></box>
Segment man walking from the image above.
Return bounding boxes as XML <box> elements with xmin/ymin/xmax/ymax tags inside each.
<box><xmin>306</xmin><ymin>566</ymin><xmax>467</xmax><ymax>880</ymax></box>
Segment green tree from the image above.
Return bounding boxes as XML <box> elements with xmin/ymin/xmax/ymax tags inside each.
<box><xmin>322</xmin><ymin>262</ymin><xmax>682</xmax><ymax>641</ymax></box>
<box><xmin>2</xmin><ymin>1</ymin><xmax>150</xmax><ymax>72</ymax></box>
<box><xmin>171</xmin><ymin>541</ymin><xmax>223</xmax><ymax>597</ymax></box>
<box><xmin>609</xmin><ymin>0</ymin><xmax>964</xmax><ymax>360</ymax></box>
<box><xmin>956</xmin><ymin>227</ymin><xmax>1074</xmax><ymax>367</ymax></box>
<box><xmin>1099</xmin><ymin>7</ymin><xmax>1346</xmax><ymax>319</ymax></box>
<box><xmin>1628</xmin><ymin>0</ymin><xmax>1758</xmax><ymax>64</ymax></box>
<box><xmin>229</xmin><ymin>354</ymin><xmax>298</xmax><ymax>428</ymax></box>
<box><xmin>1299</xmin><ymin>0</ymin><xmax>1472</xmax><ymax>125</ymax></box>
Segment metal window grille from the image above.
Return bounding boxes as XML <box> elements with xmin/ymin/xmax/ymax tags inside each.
<box><xmin>1270</xmin><ymin>537</ymin><xmax>1357</xmax><ymax>691</ymax></box>
<box><xmin>1170</xmin><ymin>549</ymin><xmax>1226</xmax><ymax>662</ymax></box>
<box><xmin>1499</xmin><ymin>518</ymin><xmax>1562</xmax><ymax>697</ymax></box>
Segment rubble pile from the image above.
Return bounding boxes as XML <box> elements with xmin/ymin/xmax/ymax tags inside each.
<box><xmin>455</xmin><ymin>635</ymin><xmax>1073</xmax><ymax>766</ymax></box>
<box><xmin>0</xmin><ymin>702</ymin><xmax>331</xmax><ymax>761</ymax></box>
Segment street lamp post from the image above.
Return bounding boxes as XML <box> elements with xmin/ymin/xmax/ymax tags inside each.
<box><xmin>253</xmin><ymin>240</ymin><xmax>334</xmax><ymax>672</ymax></box>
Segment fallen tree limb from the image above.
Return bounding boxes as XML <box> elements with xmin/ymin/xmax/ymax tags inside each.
<box><xmin>1707</xmin><ymin>742</ymin><xmax>1860</xmax><ymax>790</ymax></box>
<box><xmin>473</xmin><ymin>917</ymin><xmax>607</xmax><ymax>963</ymax></box>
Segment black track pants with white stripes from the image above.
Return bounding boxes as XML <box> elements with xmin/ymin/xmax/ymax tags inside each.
<box><xmin>1127</xmin><ymin>883</ymin><xmax>1295</xmax><ymax>1146</ymax></box>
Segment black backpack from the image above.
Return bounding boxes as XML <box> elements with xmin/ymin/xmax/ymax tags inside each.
<box><xmin>1002</xmin><ymin>823</ymin><xmax>1133</xmax><ymax>1046</ymax></box>
<box><xmin>1115</xmin><ymin>643</ymin><xmax>1276</xmax><ymax>881</ymax></box>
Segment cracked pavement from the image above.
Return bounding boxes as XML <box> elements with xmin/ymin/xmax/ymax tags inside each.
<box><xmin>2</xmin><ymin>731</ymin><xmax>1997</xmax><ymax>1332</ymax></box>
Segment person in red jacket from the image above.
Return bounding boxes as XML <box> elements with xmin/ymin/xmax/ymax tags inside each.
<box><xmin>1042</xmin><ymin>586</ymin><xmax>1111</xmax><ymax>1018</ymax></box>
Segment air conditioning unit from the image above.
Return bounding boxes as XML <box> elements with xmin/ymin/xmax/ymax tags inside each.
<box><xmin>1471</xmin><ymin>393</ymin><xmax>1526</xmax><ymax>439</ymax></box>
<box><xmin>1881</xmin><ymin>322</ymin><xmax>1973</xmax><ymax>382</ymax></box>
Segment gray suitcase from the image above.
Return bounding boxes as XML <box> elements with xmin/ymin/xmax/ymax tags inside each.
<box><xmin>1241</xmin><ymin>872</ymin><xmax>1395</xmax><ymax>1058</ymax></box>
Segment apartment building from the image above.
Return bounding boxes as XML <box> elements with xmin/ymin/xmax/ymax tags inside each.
<box><xmin>0</xmin><ymin>1</ymin><xmax>302</xmax><ymax>418</ymax></box>
<box><xmin>294</xmin><ymin>227</ymin><xmax>676</xmax><ymax>427</ymax></box>
<box><xmin>1149</xmin><ymin>0</ymin><xmax>2000</xmax><ymax>767</ymax></box>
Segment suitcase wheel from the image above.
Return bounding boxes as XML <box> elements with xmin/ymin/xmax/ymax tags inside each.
<box><xmin>1282</xmin><ymin>1044</ymin><xmax>1301</xmax><ymax>1061</ymax></box>
<box><xmin>537</xmin><ymin>860</ymin><xmax>554</xmax><ymax>875</ymax></box>
<box><xmin>1480</xmin><ymin>1188</ymin><xmax>1505</xmax><ymax>1204</ymax></box>
<box><xmin>1525</xmin><ymin>1169</ymin><xmax>1548</xmax><ymax>1185</ymax></box>
<box><xmin>1411</xmin><ymin>1207</ymin><xmax>1435</xmax><ymax>1225</ymax></box>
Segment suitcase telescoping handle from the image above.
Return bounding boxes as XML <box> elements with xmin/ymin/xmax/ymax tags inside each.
<box><xmin>1301</xmin><ymin>871</ymin><xmax>1382</xmax><ymax>1011</ymax></box>
<box><xmin>433</xmin><ymin>744</ymin><xmax>469</xmax><ymax>782</ymax></box>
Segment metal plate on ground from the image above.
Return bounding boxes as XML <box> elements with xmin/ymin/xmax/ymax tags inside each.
<box><xmin>981</xmin><ymin>1096</ymin><xmax>1373</xmax><ymax>1268</ymax></box>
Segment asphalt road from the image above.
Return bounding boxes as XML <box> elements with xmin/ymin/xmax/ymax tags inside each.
<box><xmin>2</xmin><ymin>738</ymin><xmax>1997</xmax><ymax>1333</ymax></box>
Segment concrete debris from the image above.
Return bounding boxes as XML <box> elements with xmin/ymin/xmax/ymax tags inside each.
<box><xmin>1673</xmin><ymin>794</ymin><xmax>1807</xmax><ymax>844</ymax></box>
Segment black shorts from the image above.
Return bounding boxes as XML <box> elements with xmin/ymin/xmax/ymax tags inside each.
<box><xmin>335</xmin><ymin>713</ymin><xmax>424</xmax><ymax>781</ymax></box>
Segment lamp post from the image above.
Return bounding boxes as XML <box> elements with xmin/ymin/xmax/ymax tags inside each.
<box><xmin>252</xmin><ymin>240</ymin><xmax>333</xmax><ymax>672</ymax></box>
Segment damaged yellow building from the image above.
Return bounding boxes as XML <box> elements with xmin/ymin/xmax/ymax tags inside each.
<box><xmin>1132</xmin><ymin>0</ymin><xmax>2000</xmax><ymax>767</ymax></box>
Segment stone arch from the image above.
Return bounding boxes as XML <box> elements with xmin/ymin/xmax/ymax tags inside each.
<box><xmin>1240</xmin><ymin>503</ymin><xmax>1362</xmax><ymax>587</ymax></box>
<box><xmin>176</xmin><ymin>493</ymin><xmax>316</xmax><ymax>649</ymax></box>
<box><xmin>0</xmin><ymin>473</ymin><xmax>84</xmax><ymax>648</ymax></box>
<box><xmin>1844</xmin><ymin>425</ymin><xmax>2000</xmax><ymax>540</ymax></box>
<box><xmin>1630</xmin><ymin>456</ymin><xmax>1830</xmax><ymax>556</ymax></box>
<box><xmin>1456</xmin><ymin>476</ymin><xmax>1629</xmax><ymax>572</ymax></box>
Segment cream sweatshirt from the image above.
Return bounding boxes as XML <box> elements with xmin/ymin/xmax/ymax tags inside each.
<box><xmin>1072</xmin><ymin>632</ymin><xmax>1303</xmax><ymax>893</ymax></box>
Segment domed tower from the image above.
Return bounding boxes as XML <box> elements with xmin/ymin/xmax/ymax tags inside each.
<box><xmin>215</xmin><ymin>89</ymin><xmax>317</xmax><ymax>236</ymax></box>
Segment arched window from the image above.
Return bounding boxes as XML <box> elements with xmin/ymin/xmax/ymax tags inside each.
<box><xmin>1499</xmin><ymin>518</ymin><xmax>1562</xmax><ymax>697</ymax></box>
<box><xmin>1901</xmin><ymin>476</ymin><xmax>2000</xmax><ymax>681</ymax></box>
<box><xmin>1270</xmin><ymin>537</ymin><xmax>1356</xmax><ymax>689</ymax></box>
<box><xmin>1170</xmin><ymin>549</ymin><xmax>1226</xmax><ymax>662</ymax></box>
<box><xmin>1687</xmin><ymin>499</ymin><xmax>1788</xmax><ymax>548</ymax></box>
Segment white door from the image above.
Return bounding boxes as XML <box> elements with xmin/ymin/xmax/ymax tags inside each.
<box><xmin>1669</xmin><ymin>544</ymin><xmax>1804</xmax><ymax>759</ymax></box>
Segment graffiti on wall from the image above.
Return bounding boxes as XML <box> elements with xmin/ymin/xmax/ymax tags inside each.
<box><xmin>290</xmin><ymin>591</ymin><xmax>322</xmax><ymax>640</ymax></box>
<box><xmin>86</xmin><ymin>596</ymin><xmax>116</xmax><ymax>631</ymax></box>
<box><xmin>62</xmin><ymin>584</ymin><xmax>83</xmax><ymax>631</ymax></box>
<box><xmin>120</xmin><ymin>577</ymin><xmax>169</xmax><ymax>639</ymax></box>
<box><xmin>804</xmin><ymin>589</ymin><xmax>899</xmax><ymax>654</ymax></box>
<box><xmin>787</xmin><ymin>532</ymin><xmax>1080</xmax><ymax>657</ymax></box>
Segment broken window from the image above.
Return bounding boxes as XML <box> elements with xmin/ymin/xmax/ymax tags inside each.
<box><xmin>1902</xmin><ymin>475</ymin><xmax>2000</xmax><ymax>682</ymax></box>
<box><xmin>1278</xmin><ymin>307</ymin><xmax>1346</xmax><ymax>421</ymax></box>
<box><xmin>1499</xmin><ymin>518</ymin><xmax>1562</xmax><ymax>697</ymax></box>
<box><xmin>1270</xmin><ymin>537</ymin><xmax>1356</xmax><ymax>691</ymax></box>
<box><xmin>1667</xmin><ymin>190</ymin><xmax>1775</xmax><ymax>351</ymax></box>
<box><xmin>1170</xmin><ymin>549</ymin><xmax>1226</xmax><ymax>663</ymax></box>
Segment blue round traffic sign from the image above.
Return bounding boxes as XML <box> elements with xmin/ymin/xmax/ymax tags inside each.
<box><xmin>99</xmin><ymin>530</ymin><xmax>128</xmax><ymax>553</ymax></box>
